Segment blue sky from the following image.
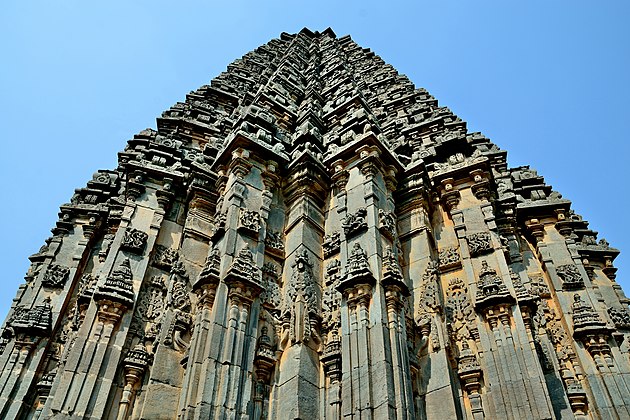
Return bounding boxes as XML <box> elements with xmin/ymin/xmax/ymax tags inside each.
<box><xmin>1</xmin><ymin>1</ymin><xmax>629</xmax><ymax>321</ymax></box>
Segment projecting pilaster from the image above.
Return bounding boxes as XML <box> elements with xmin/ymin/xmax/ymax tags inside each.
<box><xmin>269</xmin><ymin>153</ymin><xmax>328</xmax><ymax>420</ymax></box>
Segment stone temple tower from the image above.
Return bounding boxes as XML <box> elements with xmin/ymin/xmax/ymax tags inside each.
<box><xmin>1</xmin><ymin>28</ymin><xmax>628</xmax><ymax>420</ymax></box>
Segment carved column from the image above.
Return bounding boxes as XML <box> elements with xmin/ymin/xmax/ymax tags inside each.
<box><xmin>337</xmin><ymin>243</ymin><xmax>379</xmax><ymax>419</ymax></box>
<box><xmin>116</xmin><ymin>344</ymin><xmax>150</xmax><ymax>420</ymax></box>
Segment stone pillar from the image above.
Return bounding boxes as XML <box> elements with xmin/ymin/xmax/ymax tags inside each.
<box><xmin>269</xmin><ymin>155</ymin><xmax>327</xmax><ymax>420</ymax></box>
<box><xmin>45</xmin><ymin>193</ymin><xmax>164</xmax><ymax>418</ymax></box>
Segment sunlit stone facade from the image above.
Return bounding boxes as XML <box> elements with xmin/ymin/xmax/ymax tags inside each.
<box><xmin>1</xmin><ymin>28</ymin><xmax>628</xmax><ymax>419</ymax></box>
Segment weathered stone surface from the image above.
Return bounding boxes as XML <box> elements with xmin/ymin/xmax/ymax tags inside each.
<box><xmin>0</xmin><ymin>28</ymin><xmax>627</xmax><ymax>419</ymax></box>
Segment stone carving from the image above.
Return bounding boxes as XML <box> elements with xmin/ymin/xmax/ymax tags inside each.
<box><xmin>169</xmin><ymin>271</ymin><xmax>191</xmax><ymax>312</ymax></box>
<box><xmin>198</xmin><ymin>246</ymin><xmax>221</xmax><ymax>285</ymax></box>
<box><xmin>438</xmin><ymin>246</ymin><xmax>460</xmax><ymax>270</ymax></box>
<box><xmin>121</xmin><ymin>228</ymin><xmax>148</xmax><ymax>254</ymax></box>
<box><xmin>98</xmin><ymin>233</ymin><xmax>115</xmax><ymax>262</ymax></box>
<box><xmin>445</xmin><ymin>278</ymin><xmax>476</xmax><ymax>342</ymax></box>
<box><xmin>474</xmin><ymin>261</ymin><xmax>514</xmax><ymax>308</ymax></box>
<box><xmin>322</xmin><ymin>230</ymin><xmax>340</xmax><ymax>258</ymax></box>
<box><xmin>378</xmin><ymin>209</ymin><xmax>396</xmax><ymax>239</ymax></box>
<box><xmin>417</xmin><ymin>261</ymin><xmax>441</xmax><ymax>318</ymax></box>
<box><xmin>321</xmin><ymin>331</ymin><xmax>342</xmax><ymax>382</ymax></box>
<box><xmin>542</xmin><ymin>305</ymin><xmax>590</xmax><ymax>414</ymax></box>
<box><xmin>238</xmin><ymin>209</ymin><xmax>261</xmax><ymax>236</ymax></box>
<box><xmin>457</xmin><ymin>341</ymin><xmax>484</xmax><ymax>418</ymax></box>
<box><xmin>253</xmin><ymin>325</ymin><xmax>277</xmax><ymax>418</ymax></box>
<box><xmin>322</xmin><ymin>260</ymin><xmax>342</xmax><ymax>336</ymax></box>
<box><xmin>341</xmin><ymin>207</ymin><xmax>368</xmax><ymax>238</ymax></box>
<box><xmin>529</xmin><ymin>274</ymin><xmax>551</xmax><ymax>298</ymax></box>
<box><xmin>164</xmin><ymin>263</ymin><xmax>193</xmax><ymax>351</ymax></box>
<box><xmin>42</xmin><ymin>264</ymin><xmax>70</xmax><ymax>288</ymax></box>
<box><xmin>131</xmin><ymin>274</ymin><xmax>167</xmax><ymax>346</ymax></box>
<box><xmin>431</xmin><ymin>150</ymin><xmax>485</xmax><ymax>176</ymax></box>
<box><xmin>152</xmin><ymin>245</ymin><xmax>179</xmax><ymax>271</ymax></box>
<box><xmin>260</xmin><ymin>262</ymin><xmax>281</xmax><ymax>309</ymax></box>
<box><xmin>466</xmin><ymin>232</ymin><xmax>493</xmax><ymax>257</ymax></box>
<box><xmin>94</xmin><ymin>258</ymin><xmax>136</xmax><ymax>309</ymax></box>
<box><xmin>7</xmin><ymin>297</ymin><xmax>53</xmax><ymax>339</ymax></box>
<box><xmin>118</xmin><ymin>344</ymin><xmax>151</xmax><ymax>419</ymax></box>
<box><xmin>24</xmin><ymin>261</ymin><xmax>43</xmax><ymax>283</ymax></box>
<box><xmin>510</xmin><ymin>269</ymin><xmax>536</xmax><ymax>304</ymax></box>
<box><xmin>282</xmin><ymin>249</ymin><xmax>319</xmax><ymax>346</ymax></box>
<box><xmin>571</xmin><ymin>294</ymin><xmax>608</xmax><ymax>336</ymax></box>
<box><xmin>3</xmin><ymin>29</ymin><xmax>628</xmax><ymax>420</ymax></box>
<box><xmin>339</xmin><ymin>243</ymin><xmax>374</xmax><ymax>292</ymax></box>
<box><xmin>416</xmin><ymin>261</ymin><xmax>441</xmax><ymax>349</ymax></box>
<box><xmin>608</xmin><ymin>307</ymin><xmax>630</xmax><ymax>329</ymax></box>
<box><xmin>210</xmin><ymin>210</ymin><xmax>227</xmax><ymax>240</ymax></box>
<box><xmin>78</xmin><ymin>273</ymin><xmax>97</xmax><ymax>299</ymax></box>
<box><xmin>264</xmin><ymin>229</ymin><xmax>285</xmax><ymax>254</ymax></box>
<box><xmin>224</xmin><ymin>247</ymin><xmax>263</xmax><ymax>296</ymax></box>
<box><xmin>557</xmin><ymin>264</ymin><xmax>585</xmax><ymax>289</ymax></box>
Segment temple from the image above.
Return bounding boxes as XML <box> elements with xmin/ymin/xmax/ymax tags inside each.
<box><xmin>1</xmin><ymin>28</ymin><xmax>628</xmax><ymax>419</ymax></box>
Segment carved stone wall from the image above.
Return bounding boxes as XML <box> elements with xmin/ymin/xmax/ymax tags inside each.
<box><xmin>0</xmin><ymin>28</ymin><xmax>628</xmax><ymax>420</ymax></box>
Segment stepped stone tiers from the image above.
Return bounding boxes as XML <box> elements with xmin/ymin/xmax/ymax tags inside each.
<box><xmin>1</xmin><ymin>27</ymin><xmax>628</xmax><ymax>420</ymax></box>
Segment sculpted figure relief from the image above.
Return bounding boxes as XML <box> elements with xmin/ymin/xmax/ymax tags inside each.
<box><xmin>281</xmin><ymin>249</ymin><xmax>320</xmax><ymax>347</ymax></box>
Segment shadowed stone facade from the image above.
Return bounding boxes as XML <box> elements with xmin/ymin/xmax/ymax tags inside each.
<box><xmin>1</xmin><ymin>28</ymin><xmax>628</xmax><ymax>419</ymax></box>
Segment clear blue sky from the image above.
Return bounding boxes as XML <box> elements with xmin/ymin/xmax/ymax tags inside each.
<box><xmin>1</xmin><ymin>1</ymin><xmax>629</xmax><ymax>322</ymax></box>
